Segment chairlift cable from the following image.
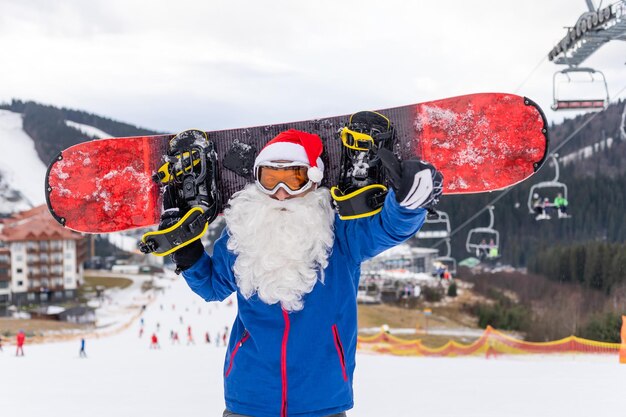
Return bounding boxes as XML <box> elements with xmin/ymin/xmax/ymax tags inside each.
<box><xmin>430</xmin><ymin>189</ymin><xmax>512</xmax><ymax>249</ymax></box>
<box><xmin>514</xmin><ymin>55</ymin><xmax>549</xmax><ymax>94</ymax></box>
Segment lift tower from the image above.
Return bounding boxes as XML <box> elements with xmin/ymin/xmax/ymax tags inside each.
<box><xmin>548</xmin><ymin>1</ymin><xmax>626</xmax><ymax>111</ymax></box>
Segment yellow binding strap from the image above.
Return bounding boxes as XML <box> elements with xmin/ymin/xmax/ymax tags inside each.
<box><xmin>140</xmin><ymin>207</ymin><xmax>208</xmax><ymax>257</ymax></box>
<box><xmin>330</xmin><ymin>184</ymin><xmax>387</xmax><ymax>220</ymax></box>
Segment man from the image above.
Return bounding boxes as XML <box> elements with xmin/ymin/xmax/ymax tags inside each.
<box><xmin>150</xmin><ymin>333</ymin><xmax>160</xmax><ymax>349</ymax></box>
<box><xmin>532</xmin><ymin>193</ymin><xmax>549</xmax><ymax>220</ymax></box>
<box><xmin>16</xmin><ymin>330</ymin><xmax>25</xmax><ymax>357</ymax></box>
<box><xmin>553</xmin><ymin>192</ymin><xmax>569</xmax><ymax>218</ymax></box>
<box><xmin>79</xmin><ymin>338</ymin><xmax>87</xmax><ymax>358</ymax></box>
<box><xmin>168</xmin><ymin>129</ymin><xmax>442</xmax><ymax>417</ymax></box>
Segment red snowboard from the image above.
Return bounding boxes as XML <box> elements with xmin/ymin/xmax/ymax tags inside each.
<box><xmin>46</xmin><ymin>93</ymin><xmax>548</xmax><ymax>233</ymax></box>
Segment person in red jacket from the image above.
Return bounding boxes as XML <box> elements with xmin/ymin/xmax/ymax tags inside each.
<box><xmin>187</xmin><ymin>325</ymin><xmax>195</xmax><ymax>345</ymax></box>
<box><xmin>16</xmin><ymin>330</ymin><xmax>25</xmax><ymax>356</ymax></box>
<box><xmin>150</xmin><ymin>333</ymin><xmax>160</xmax><ymax>349</ymax></box>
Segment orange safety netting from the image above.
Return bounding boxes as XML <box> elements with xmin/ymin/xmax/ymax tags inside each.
<box><xmin>619</xmin><ymin>316</ymin><xmax>626</xmax><ymax>363</ymax></box>
<box><xmin>357</xmin><ymin>325</ymin><xmax>621</xmax><ymax>357</ymax></box>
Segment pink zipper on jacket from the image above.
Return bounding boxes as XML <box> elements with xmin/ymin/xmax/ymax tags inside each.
<box><xmin>225</xmin><ymin>330</ymin><xmax>250</xmax><ymax>378</ymax></box>
<box><xmin>281</xmin><ymin>309</ymin><xmax>291</xmax><ymax>417</ymax></box>
<box><xmin>332</xmin><ymin>324</ymin><xmax>348</xmax><ymax>381</ymax></box>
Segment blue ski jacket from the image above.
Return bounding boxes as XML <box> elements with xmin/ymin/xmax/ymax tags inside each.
<box><xmin>182</xmin><ymin>190</ymin><xmax>426</xmax><ymax>417</ymax></box>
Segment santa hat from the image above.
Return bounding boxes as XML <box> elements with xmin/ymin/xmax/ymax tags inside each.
<box><xmin>253</xmin><ymin>129</ymin><xmax>324</xmax><ymax>183</ymax></box>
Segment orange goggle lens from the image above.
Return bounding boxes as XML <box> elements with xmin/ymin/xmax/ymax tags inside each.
<box><xmin>258</xmin><ymin>166</ymin><xmax>309</xmax><ymax>191</ymax></box>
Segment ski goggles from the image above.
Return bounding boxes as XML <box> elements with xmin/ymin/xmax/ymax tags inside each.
<box><xmin>254</xmin><ymin>162</ymin><xmax>314</xmax><ymax>196</ymax></box>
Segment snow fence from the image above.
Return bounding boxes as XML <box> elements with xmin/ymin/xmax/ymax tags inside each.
<box><xmin>619</xmin><ymin>314</ymin><xmax>626</xmax><ymax>364</ymax></box>
<box><xmin>357</xmin><ymin>325</ymin><xmax>622</xmax><ymax>358</ymax></box>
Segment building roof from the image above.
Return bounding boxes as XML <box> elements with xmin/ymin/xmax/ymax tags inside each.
<box><xmin>31</xmin><ymin>305</ymin><xmax>66</xmax><ymax>315</ymax></box>
<box><xmin>59</xmin><ymin>306</ymin><xmax>95</xmax><ymax>316</ymax></box>
<box><xmin>373</xmin><ymin>244</ymin><xmax>439</xmax><ymax>260</ymax></box>
<box><xmin>0</xmin><ymin>205</ymin><xmax>84</xmax><ymax>242</ymax></box>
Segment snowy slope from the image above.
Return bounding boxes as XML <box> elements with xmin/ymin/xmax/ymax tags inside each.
<box><xmin>1</xmin><ymin>274</ymin><xmax>623</xmax><ymax>417</ymax></box>
<box><xmin>0</xmin><ymin>110</ymin><xmax>47</xmax><ymax>209</ymax></box>
<box><xmin>65</xmin><ymin>120</ymin><xmax>112</xmax><ymax>139</ymax></box>
<box><xmin>0</xmin><ymin>172</ymin><xmax>32</xmax><ymax>214</ymax></box>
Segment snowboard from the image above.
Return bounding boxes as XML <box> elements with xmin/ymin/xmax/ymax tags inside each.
<box><xmin>45</xmin><ymin>93</ymin><xmax>549</xmax><ymax>234</ymax></box>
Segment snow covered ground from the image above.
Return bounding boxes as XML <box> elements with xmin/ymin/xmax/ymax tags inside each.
<box><xmin>1</xmin><ymin>272</ymin><xmax>623</xmax><ymax>417</ymax></box>
<box><xmin>65</xmin><ymin>120</ymin><xmax>112</xmax><ymax>139</ymax></box>
<box><xmin>0</xmin><ymin>110</ymin><xmax>47</xmax><ymax>207</ymax></box>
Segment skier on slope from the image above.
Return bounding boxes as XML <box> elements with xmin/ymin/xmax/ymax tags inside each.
<box><xmin>79</xmin><ymin>338</ymin><xmax>87</xmax><ymax>358</ymax></box>
<box><xmin>165</xmin><ymin>129</ymin><xmax>442</xmax><ymax>417</ymax></box>
<box><xmin>187</xmin><ymin>325</ymin><xmax>195</xmax><ymax>345</ymax></box>
<box><xmin>16</xmin><ymin>330</ymin><xmax>25</xmax><ymax>357</ymax></box>
<box><xmin>150</xmin><ymin>333</ymin><xmax>160</xmax><ymax>349</ymax></box>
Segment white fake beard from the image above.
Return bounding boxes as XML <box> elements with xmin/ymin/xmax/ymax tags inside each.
<box><xmin>223</xmin><ymin>184</ymin><xmax>335</xmax><ymax>312</ymax></box>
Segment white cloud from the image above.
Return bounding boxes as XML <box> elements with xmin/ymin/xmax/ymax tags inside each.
<box><xmin>0</xmin><ymin>0</ymin><xmax>625</xmax><ymax>131</ymax></box>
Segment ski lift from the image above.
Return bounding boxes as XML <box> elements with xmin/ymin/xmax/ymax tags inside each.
<box><xmin>466</xmin><ymin>206</ymin><xmax>500</xmax><ymax>260</ymax></box>
<box><xmin>434</xmin><ymin>238</ymin><xmax>457</xmax><ymax>276</ymax></box>
<box><xmin>552</xmin><ymin>67</ymin><xmax>609</xmax><ymax>111</ymax></box>
<box><xmin>548</xmin><ymin>1</ymin><xmax>626</xmax><ymax>111</ymax></box>
<box><xmin>527</xmin><ymin>154</ymin><xmax>569</xmax><ymax>219</ymax></box>
<box><xmin>415</xmin><ymin>210</ymin><xmax>451</xmax><ymax>240</ymax></box>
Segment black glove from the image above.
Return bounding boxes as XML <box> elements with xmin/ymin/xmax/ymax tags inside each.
<box><xmin>378</xmin><ymin>148</ymin><xmax>443</xmax><ymax>210</ymax></box>
<box><xmin>172</xmin><ymin>239</ymin><xmax>204</xmax><ymax>272</ymax></box>
<box><xmin>160</xmin><ymin>188</ymin><xmax>205</xmax><ymax>273</ymax></box>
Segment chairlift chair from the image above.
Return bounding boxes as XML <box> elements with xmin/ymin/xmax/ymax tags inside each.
<box><xmin>415</xmin><ymin>210</ymin><xmax>451</xmax><ymax>240</ymax></box>
<box><xmin>552</xmin><ymin>67</ymin><xmax>609</xmax><ymax>111</ymax></box>
<box><xmin>466</xmin><ymin>206</ymin><xmax>500</xmax><ymax>259</ymax></box>
<box><xmin>527</xmin><ymin>154</ymin><xmax>569</xmax><ymax>218</ymax></box>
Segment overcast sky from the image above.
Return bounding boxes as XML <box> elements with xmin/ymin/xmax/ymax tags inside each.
<box><xmin>1</xmin><ymin>0</ymin><xmax>625</xmax><ymax>132</ymax></box>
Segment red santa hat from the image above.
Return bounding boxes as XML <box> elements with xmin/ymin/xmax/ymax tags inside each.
<box><xmin>253</xmin><ymin>129</ymin><xmax>324</xmax><ymax>183</ymax></box>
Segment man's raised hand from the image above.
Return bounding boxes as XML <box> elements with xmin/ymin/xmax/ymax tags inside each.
<box><xmin>378</xmin><ymin>148</ymin><xmax>443</xmax><ymax>210</ymax></box>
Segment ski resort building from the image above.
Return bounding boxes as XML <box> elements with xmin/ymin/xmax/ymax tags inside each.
<box><xmin>361</xmin><ymin>244</ymin><xmax>439</xmax><ymax>274</ymax></box>
<box><xmin>359</xmin><ymin>244</ymin><xmax>439</xmax><ymax>304</ymax></box>
<box><xmin>0</xmin><ymin>205</ymin><xmax>87</xmax><ymax>314</ymax></box>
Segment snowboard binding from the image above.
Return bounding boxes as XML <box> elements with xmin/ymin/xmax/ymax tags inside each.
<box><xmin>139</xmin><ymin>129</ymin><xmax>221</xmax><ymax>256</ymax></box>
<box><xmin>331</xmin><ymin>111</ymin><xmax>396</xmax><ymax>219</ymax></box>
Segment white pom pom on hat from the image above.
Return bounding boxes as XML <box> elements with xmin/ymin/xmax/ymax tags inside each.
<box><xmin>254</xmin><ymin>129</ymin><xmax>325</xmax><ymax>183</ymax></box>
<box><xmin>307</xmin><ymin>166</ymin><xmax>323</xmax><ymax>183</ymax></box>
